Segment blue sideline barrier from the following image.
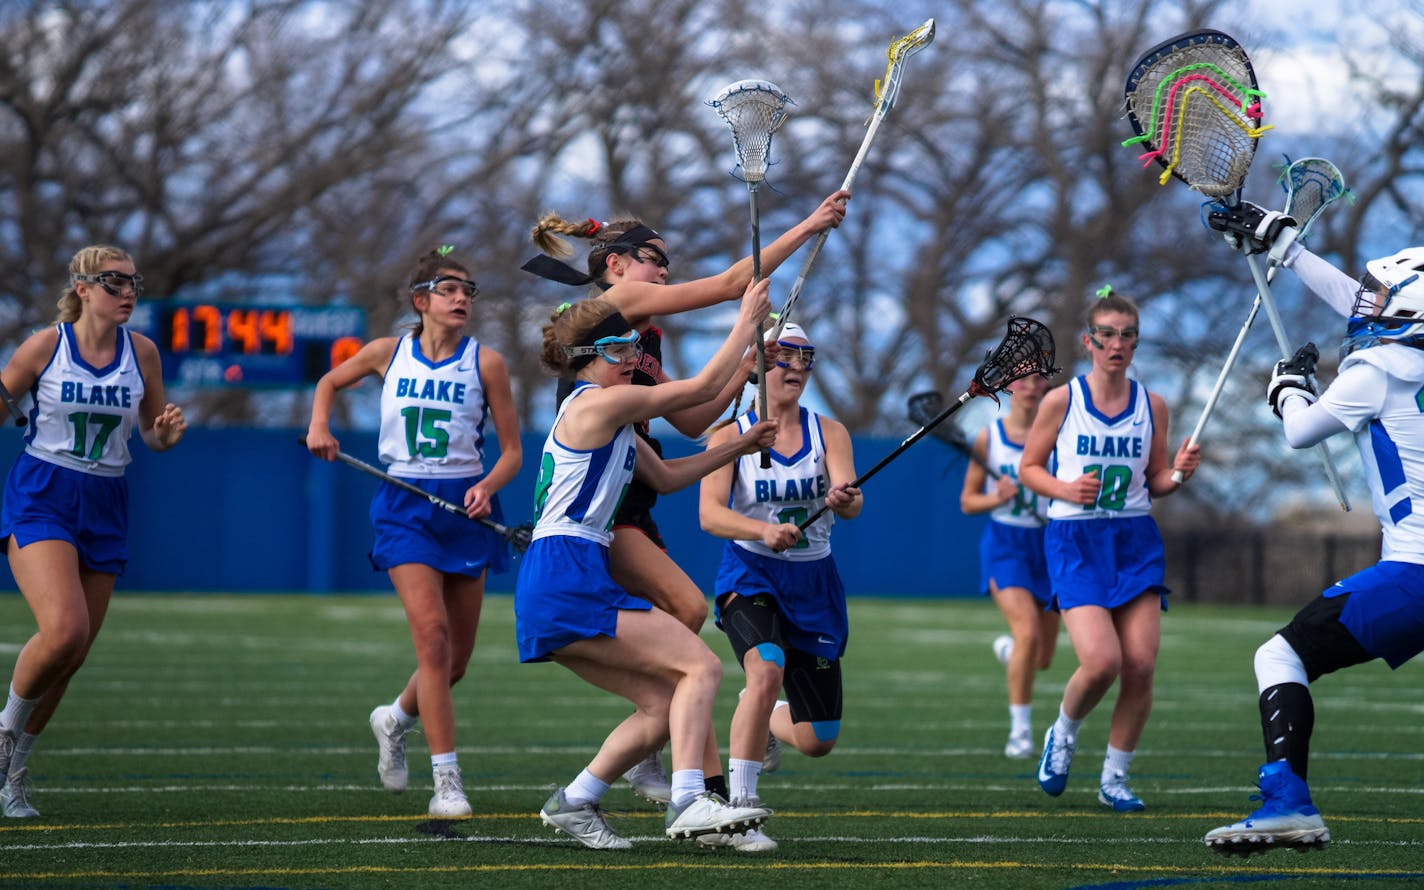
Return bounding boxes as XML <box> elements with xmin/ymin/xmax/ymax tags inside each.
<box><xmin>0</xmin><ymin>429</ymin><xmax>986</xmax><ymax>597</ymax></box>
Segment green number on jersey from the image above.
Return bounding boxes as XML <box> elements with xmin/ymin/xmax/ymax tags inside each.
<box><xmin>775</xmin><ymin>505</ymin><xmax>811</xmax><ymax>549</ymax></box>
<box><xmin>67</xmin><ymin>412</ymin><xmax>122</xmax><ymax>461</ymax></box>
<box><xmin>400</xmin><ymin>407</ymin><xmax>451</xmax><ymax>458</ymax></box>
<box><xmin>1082</xmin><ymin>463</ymin><xmax>1133</xmax><ymax>512</ymax></box>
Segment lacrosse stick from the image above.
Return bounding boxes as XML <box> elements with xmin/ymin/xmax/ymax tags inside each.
<box><xmin>0</xmin><ymin>380</ymin><xmax>25</xmax><ymax>426</ymax></box>
<box><xmin>799</xmin><ymin>318</ymin><xmax>1057</xmax><ymax>530</ymax></box>
<box><xmin>1122</xmin><ymin>29</ymin><xmax>1350</xmax><ymax>510</ymax></box>
<box><xmin>710</xmin><ymin>79</ymin><xmax>793</xmax><ymax>468</ymax></box>
<box><xmin>1171</xmin><ymin>157</ymin><xmax>1348</xmax><ymax>482</ymax></box>
<box><xmin>771</xmin><ymin>18</ymin><xmax>935</xmax><ymax>337</ymax></box>
<box><xmin>907</xmin><ymin>390</ymin><xmax>1045</xmax><ymax>526</ymax></box>
<box><xmin>297</xmin><ymin>437</ymin><xmax>533</xmax><ymax>553</ymax></box>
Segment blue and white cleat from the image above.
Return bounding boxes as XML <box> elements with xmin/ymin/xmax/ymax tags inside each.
<box><xmin>1204</xmin><ymin>761</ymin><xmax>1330</xmax><ymax>857</ymax></box>
<box><xmin>1036</xmin><ymin>724</ymin><xmax>1075</xmax><ymax>797</ymax></box>
<box><xmin>1098</xmin><ymin>772</ymin><xmax>1146</xmax><ymax>812</ymax></box>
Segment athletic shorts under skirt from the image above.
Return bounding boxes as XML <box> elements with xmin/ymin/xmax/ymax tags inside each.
<box><xmin>514</xmin><ymin>534</ymin><xmax>651</xmax><ymax>663</ymax></box>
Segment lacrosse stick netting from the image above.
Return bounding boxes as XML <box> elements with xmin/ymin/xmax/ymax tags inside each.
<box><xmin>772</xmin><ymin>18</ymin><xmax>935</xmax><ymax>337</ymax></box>
<box><xmin>1123</xmin><ymin>29</ymin><xmax>1270</xmax><ymax>197</ymax></box>
<box><xmin>709</xmin><ymin>80</ymin><xmax>792</xmax><ymax>185</ymax></box>
<box><xmin>799</xmin><ymin>317</ymin><xmax>1057</xmax><ymax>530</ymax></box>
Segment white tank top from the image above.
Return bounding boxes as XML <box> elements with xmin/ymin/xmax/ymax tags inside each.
<box><xmin>24</xmin><ymin>323</ymin><xmax>144</xmax><ymax>478</ymax></box>
<box><xmin>531</xmin><ymin>384</ymin><xmax>638</xmax><ymax>547</ymax></box>
<box><xmin>984</xmin><ymin>419</ymin><xmax>1048</xmax><ymax>527</ymax></box>
<box><xmin>378</xmin><ymin>334</ymin><xmax>488</xmax><ymax>478</ymax></box>
<box><xmin>730</xmin><ymin>406</ymin><xmax>833</xmax><ymax>561</ymax></box>
<box><xmin>1046</xmin><ymin>375</ymin><xmax>1154</xmax><ymax>521</ymax></box>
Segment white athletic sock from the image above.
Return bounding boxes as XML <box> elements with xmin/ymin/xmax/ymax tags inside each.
<box><xmin>390</xmin><ymin>697</ymin><xmax>417</xmax><ymax>731</ymax></box>
<box><xmin>1055</xmin><ymin>706</ymin><xmax>1083</xmax><ymax>742</ymax></box>
<box><xmin>670</xmin><ymin>768</ymin><xmax>704</xmax><ymax>809</ymax></box>
<box><xmin>1009</xmin><ymin>704</ymin><xmax>1032</xmax><ymax>736</ymax></box>
<box><xmin>431</xmin><ymin>751</ymin><xmax>458</xmax><ymax>772</ymax></box>
<box><xmin>564</xmin><ymin>768</ymin><xmax>610</xmax><ymax>806</ymax></box>
<box><xmin>1102</xmin><ymin>744</ymin><xmax>1134</xmax><ymax>786</ymax></box>
<box><xmin>8</xmin><ymin>732</ymin><xmax>36</xmax><ymax>774</ymax></box>
<box><xmin>1</xmin><ymin>687</ymin><xmax>38</xmax><ymax>735</ymax></box>
<box><xmin>728</xmin><ymin>757</ymin><xmax>761</xmax><ymax>802</ymax></box>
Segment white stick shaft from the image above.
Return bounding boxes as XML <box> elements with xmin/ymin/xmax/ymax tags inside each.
<box><xmin>771</xmin><ymin>109</ymin><xmax>888</xmax><ymax>335</ymax></box>
<box><xmin>749</xmin><ymin>187</ymin><xmax>771</xmax><ymax>469</ymax></box>
<box><xmin>1244</xmin><ymin>253</ymin><xmax>1351</xmax><ymax>510</ymax></box>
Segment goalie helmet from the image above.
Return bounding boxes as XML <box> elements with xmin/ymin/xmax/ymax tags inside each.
<box><xmin>1343</xmin><ymin>248</ymin><xmax>1424</xmax><ymax>356</ymax></box>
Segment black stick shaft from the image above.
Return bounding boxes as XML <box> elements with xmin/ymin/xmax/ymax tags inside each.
<box><xmin>749</xmin><ymin>185</ymin><xmax>771</xmax><ymax>469</ymax></box>
<box><xmin>298</xmin><ymin>437</ymin><xmax>515</xmax><ymax>538</ymax></box>
<box><xmin>798</xmin><ymin>390</ymin><xmax>973</xmax><ymax>530</ymax></box>
<box><xmin>0</xmin><ymin>379</ymin><xmax>26</xmax><ymax>426</ymax></box>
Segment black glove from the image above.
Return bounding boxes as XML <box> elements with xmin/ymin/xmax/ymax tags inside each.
<box><xmin>1267</xmin><ymin>341</ymin><xmax>1320</xmax><ymax>418</ymax></box>
<box><xmin>1206</xmin><ymin>201</ymin><xmax>1299</xmax><ymax>256</ymax></box>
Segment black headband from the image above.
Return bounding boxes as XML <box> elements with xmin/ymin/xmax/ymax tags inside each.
<box><xmin>520</xmin><ymin>225</ymin><xmax>665</xmax><ymax>288</ymax></box>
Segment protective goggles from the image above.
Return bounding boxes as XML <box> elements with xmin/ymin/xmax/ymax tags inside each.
<box><xmin>1087</xmin><ymin>325</ymin><xmax>1139</xmax><ymax>344</ymax></box>
<box><xmin>411</xmin><ymin>275</ymin><xmax>478</xmax><ymax>299</ymax></box>
<box><xmin>73</xmin><ymin>271</ymin><xmax>143</xmax><ymax>297</ymax></box>
<box><xmin>565</xmin><ymin>331</ymin><xmax>643</xmax><ymax>364</ymax></box>
<box><xmin>774</xmin><ymin>342</ymin><xmax>815</xmax><ymax>370</ymax></box>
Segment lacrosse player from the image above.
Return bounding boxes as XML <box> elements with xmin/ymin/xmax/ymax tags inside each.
<box><xmin>1019</xmin><ymin>288</ymin><xmax>1200</xmax><ymax>813</ymax></box>
<box><xmin>305</xmin><ymin>246</ymin><xmax>522</xmax><ymax>820</ymax></box>
<box><xmin>696</xmin><ymin>321</ymin><xmax>862</xmax><ymax>853</ymax></box>
<box><xmin>1199</xmin><ymin>208</ymin><xmax>1424</xmax><ymax>856</ymax></box>
<box><xmin>0</xmin><ymin>245</ymin><xmax>186</xmax><ymax>818</ymax></box>
<box><xmin>515</xmin><ymin>286</ymin><xmax>779</xmax><ymax>850</ymax></box>
<box><xmin>959</xmin><ymin>372</ymin><xmax>1059</xmax><ymax>760</ymax></box>
<box><xmin>521</xmin><ymin>189</ymin><xmax>848</xmax><ymax>804</ymax></box>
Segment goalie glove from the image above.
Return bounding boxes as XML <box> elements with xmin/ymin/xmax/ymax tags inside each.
<box><xmin>1206</xmin><ymin>201</ymin><xmax>1299</xmax><ymax>257</ymax></box>
<box><xmin>1267</xmin><ymin>341</ymin><xmax>1320</xmax><ymax>419</ymax></box>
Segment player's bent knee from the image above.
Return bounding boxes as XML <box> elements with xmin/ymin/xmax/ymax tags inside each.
<box><xmin>1254</xmin><ymin>633</ymin><xmax>1308</xmax><ymax>691</ymax></box>
<box><xmin>752</xmin><ymin>642</ymin><xmax>785</xmax><ymax>668</ymax></box>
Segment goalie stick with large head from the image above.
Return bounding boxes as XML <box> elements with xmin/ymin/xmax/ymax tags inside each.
<box><xmin>298</xmin><ymin>437</ymin><xmax>533</xmax><ymax>553</ymax></box>
<box><xmin>1123</xmin><ymin>30</ymin><xmax>1349</xmax><ymax>510</ymax></box>
<box><xmin>907</xmin><ymin>390</ymin><xmax>1044</xmax><ymax>526</ymax></box>
<box><xmin>710</xmin><ymin>79</ymin><xmax>793</xmax><ymax>468</ymax></box>
<box><xmin>798</xmin><ymin>317</ymin><xmax>1057</xmax><ymax>531</ymax></box>
<box><xmin>770</xmin><ymin>18</ymin><xmax>935</xmax><ymax>338</ymax></box>
<box><xmin>1172</xmin><ymin>156</ymin><xmax>1349</xmax><ymax>483</ymax></box>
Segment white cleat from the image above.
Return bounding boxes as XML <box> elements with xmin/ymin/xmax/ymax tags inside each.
<box><xmin>369</xmin><ymin>705</ymin><xmax>409</xmax><ymax>793</ymax></box>
<box><xmin>1004</xmin><ymin>730</ymin><xmax>1035</xmax><ymax>759</ymax></box>
<box><xmin>427</xmin><ymin>765</ymin><xmax>472</xmax><ymax>819</ymax></box>
<box><xmin>622</xmin><ymin>749</ymin><xmax>671</xmax><ymax>805</ymax></box>
<box><xmin>665</xmin><ymin>791</ymin><xmax>771</xmax><ymax>839</ymax></box>
<box><xmin>697</xmin><ymin>796</ymin><xmax>778</xmax><ymax>851</ymax></box>
<box><xmin>992</xmin><ymin>634</ymin><xmax>1014</xmax><ymax>666</ymax></box>
<box><xmin>540</xmin><ymin>787</ymin><xmax>632</xmax><ymax>850</ymax></box>
<box><xmin>2</xmin><ymin>767</ymin><xmax>39</xmax><ymax>818</ymax></box>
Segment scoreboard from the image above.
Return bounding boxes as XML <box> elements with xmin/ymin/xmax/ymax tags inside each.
<box><xmin>127</xmin><ymin>303</ymin><xmax>365</xmax><ymax>387</ymax></box>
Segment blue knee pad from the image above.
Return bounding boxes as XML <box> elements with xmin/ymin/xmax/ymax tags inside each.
<box><xmin>754</xmin><ymin>642</ymin><xmax>785</xmax><ymax>668</ymax></box>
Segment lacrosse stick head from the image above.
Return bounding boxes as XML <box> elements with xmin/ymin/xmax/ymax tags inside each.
<box><xmin>1279</xmin><ymin>156</ymin><xmax>1348</xmax><ymax>238</ymax></box>
<box><xmin>874</xmin><ymin>18</ymin><xmax>935</xmax><ymax>112</ymax></box>
<box><xmin>970</xmin><ymin>317</ymin><xmax>1058</xmax><ymax>400</ymax></box>
<box><xmin>1123</xmin><ymin>29</ymin><xmax>1268</xmax><ymax>197</ymax></box>
<box><xmin>708</xmin><ymin>79</ymin><xmax>793</xmax><ymax>183</ymax></box>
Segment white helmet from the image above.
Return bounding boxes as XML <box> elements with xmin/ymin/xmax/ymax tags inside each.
<box><xmin>1357</xmin><ymin>248</ymin><xmax>1424</xmax><ymax>321</ymax></box>
<box><xmin>1343</xmin><ymin>247</ymin><xmax>1424</xmax><ymax>355</ymax></box>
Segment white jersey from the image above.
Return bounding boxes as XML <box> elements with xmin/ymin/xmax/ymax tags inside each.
<box><xmin>983</xmin><ymin>418</ymin><xmax>1048</xmax><ymax>527</ymax></box>
<box><xmin>730</xmin><ymin>407</ymin><xmax>833</xmax><ymax>561</ymax></box>
<box><xmin>378</xmin><ymin>334</ymin><xmax>489</xmax><ymax>478</ymax></box>
<box><xmin>1321</xmin><ymin>345</ymin><xmax>1424</xmax><ymax>563</ymax></box>
<box><xmin>531</xmin><ymin>384</ymin><xmax>638</xmax><ymax>547</ymax></box>
<box><xmin>24</xmin><ymin>323</ymin><xmax>145</xmax><ymax>478</ymax></box>
<box><xmin>1046</xmin><ymin>375</ymin><xmax>1154</xmax><ymax>521</ymax></box>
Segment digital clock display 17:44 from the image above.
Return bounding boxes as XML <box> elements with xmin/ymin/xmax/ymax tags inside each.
<box><xmin>127</xmin><ymin>303</ymin><xmax>365</xmax><ymax>387</ymax></box>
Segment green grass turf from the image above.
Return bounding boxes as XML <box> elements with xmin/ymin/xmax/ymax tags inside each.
<box><xmin>0</xmin><ymin>593</ymin><xmax>1419</xmax><ymax>889</ymax></box>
